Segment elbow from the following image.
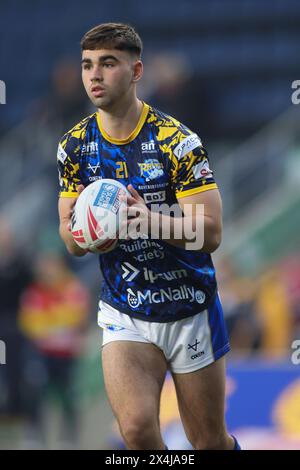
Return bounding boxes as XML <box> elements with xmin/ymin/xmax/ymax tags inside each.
<box><xmin>59</xmin><ymin>225</ymin><xmax>87</xmax><ymax>257</ymax></box>
<box><xmin>66</xmin><ymin>243</ymin><xmax>87</xmax><ymax>257</ymax></box>
<box><xmin>64</xmin><ymin>237</ymin><xmax>88</xmax><ymax>257</ymax></box>
<box><xmin>204</xmin><ymin>231</ymin><xmax>222</xmax><ymax>253</ymax></box>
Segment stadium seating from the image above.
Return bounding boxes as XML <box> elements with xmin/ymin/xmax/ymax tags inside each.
<box><xmin>0</xmin><ymin>0</ymin><xmax>300</xmax><ymax>137</ymax></box>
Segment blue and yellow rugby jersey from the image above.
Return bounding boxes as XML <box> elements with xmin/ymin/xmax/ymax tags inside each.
<box><xmin>57</xmin><ymin>102</ymin><xmax>219</xmax><ymax>322</ymax></box>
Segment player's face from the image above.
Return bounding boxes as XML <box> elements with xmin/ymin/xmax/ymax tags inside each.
<box><xmin>81</xmin><ymin>49</ymin><xmax>142</xmax><ymax>110</ymax></box>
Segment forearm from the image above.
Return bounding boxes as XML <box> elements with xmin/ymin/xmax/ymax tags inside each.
<box><xmin>149</xmin><ymin>212</ymin><xmax>222</xmax><ymax>252</ymax></box>
<box><xmin>59</xmin><ymin>223</ymin><xmax>87</xmax><ymax>257</ymax></box>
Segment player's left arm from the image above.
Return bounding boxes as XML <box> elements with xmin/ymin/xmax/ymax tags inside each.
<box><xmin>123</xmin><ymin>185</ymin><xmax>222</xmax><ymax>253</ymax></box>
<box><xmin>172</xmin><ymin>188</ymin><xmax>222</xmax><ymax>252</ymax></box>
<box><xmin>123</xmin><ymin>130</ymin><xmax>223</xmax><ymax>252</ymax></box>
<box><xmin>165</xmin><ymin>130</ymin><xmax>222</xmax><ymax>252</ymax></box>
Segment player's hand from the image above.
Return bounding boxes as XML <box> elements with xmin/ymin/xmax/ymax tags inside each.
<box><xmin>119</xmin><ymin>184</ymin><xmax>151</xmax><ymax>240</ymax></box>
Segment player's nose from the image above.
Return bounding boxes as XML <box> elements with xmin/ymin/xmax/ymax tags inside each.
<box><xmin>90</xmin><ymin>66</ymin><xmax>103</xmax><ymax>82</ymax></box>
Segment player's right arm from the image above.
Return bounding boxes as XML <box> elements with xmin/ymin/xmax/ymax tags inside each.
<box><xmin>58</xmin><ymin>193</ymin><xmax>87</xmax><ymax>257</ymax></box>
<box><xmin>57</xmin><ymin>132</ymin><xmax>87</xmax><ymax>257</ymax></box>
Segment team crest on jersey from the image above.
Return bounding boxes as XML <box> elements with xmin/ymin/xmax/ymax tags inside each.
<box><xmin>138</xmin><ymin>159</ymin><xmax>164</xmax><ymax>182</ymax></box>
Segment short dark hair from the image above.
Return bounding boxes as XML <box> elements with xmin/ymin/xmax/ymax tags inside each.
<box><xmin>80</xmin><ymin>23</ymin><xmax>143</xmax><ymax>57</ymax></box>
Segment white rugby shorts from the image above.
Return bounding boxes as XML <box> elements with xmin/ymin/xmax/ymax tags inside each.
<box><xmin>98</xmin><ymin>296</ymin><xmax>230</xmax><ymax>373</ymax></box>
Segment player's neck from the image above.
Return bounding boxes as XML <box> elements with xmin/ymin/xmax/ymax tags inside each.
<box><xmin>98</xmin><ymin>97</ymin><xmax>143</xmax><ymax>141</ymax></box>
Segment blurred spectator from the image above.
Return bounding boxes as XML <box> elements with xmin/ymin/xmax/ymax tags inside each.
<box><xmin>255</xmin><ymin>265</ymin><xmax>293</xmax><ymax>358</ymax></box>
<box><xmin>141</xmin><ymin>53</ymin><xmax>215</xmax><ymax>139</ymax></box>
<box><xmin>0</xmin><ymin>217</ymin><xmax>32</xmax><ymax>419</ymax></box>
<box><xmin>18</xmin><ymin>252</ymin><xmax>90</xmax><ymax>448</ymax></box>
<box><xmin>280</xmin><ymin>255</ymin><xmax>300</xmax><ymax>342</ymax></box>
<box><xmin>29</xmin><ymin>58</ymin><xmax>90</xmax><ymax>135</ymax></box>
<box><xmin>216</xmin><ymin>257</ymin><xmax>262</xmax><ymax>355</ymax></box>
<box><xmin>217</xmin><ymin>255</ymin><xmax>295</xmax><ymax>358</ymax></box>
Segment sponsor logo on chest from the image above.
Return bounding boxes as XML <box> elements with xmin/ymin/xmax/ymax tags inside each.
<box><xmin>82</xmin><ymin>141</ymin><xmax>99</xmax><ymax>155</ymax></box>
<box><xmin>143</xmin><ymin>190</ymin><xmax>166</xmax><ymax>203</ymax></box>
<box><xmin>141</xmin><ymin>140</ymin><xmax>157</xmax><ymax>154</ymax></box>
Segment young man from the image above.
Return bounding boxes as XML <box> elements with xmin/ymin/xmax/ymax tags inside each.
<box><xmin>57</xmin><ymin>23</ymin><xmax>240</xmax><ymax>450</ymax></box>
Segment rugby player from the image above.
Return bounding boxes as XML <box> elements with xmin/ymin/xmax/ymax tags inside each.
<box><xmin>57</xmin><ymin>23</ymin><xmax>241</xmax><ymax>451</ymax></box>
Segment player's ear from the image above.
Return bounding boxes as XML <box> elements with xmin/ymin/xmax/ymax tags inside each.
<box><xmin>132</xmin><ymin>60</ymin><xmax>143</xmax><ymax>83</ymax></box>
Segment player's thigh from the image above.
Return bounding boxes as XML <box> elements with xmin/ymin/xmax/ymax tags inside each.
<box><xmin>102</xmin><ymin>340</ymin><xmax>168</xmax><ymax>422</ymax></box>
<box><xmin>172</xmin><ymin>356</ymin><xmax>227</xmax><ymax>439</ymax></box>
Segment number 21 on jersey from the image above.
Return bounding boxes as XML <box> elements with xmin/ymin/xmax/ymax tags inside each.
<box><xmin>116</xmin><ymin>161</ymin><xmax>128</xmax><ymax>179</ymax></box>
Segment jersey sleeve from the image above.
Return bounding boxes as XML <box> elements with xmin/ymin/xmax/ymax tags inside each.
<box><xmin>170</xmin><ymin>130</ymin><xmax>218</xmax><ymax>200</ymax></box>
<box><xmin>57</xmin><ymin>132</ymin><xmax>81</xmax><ymax>198</ymax></box>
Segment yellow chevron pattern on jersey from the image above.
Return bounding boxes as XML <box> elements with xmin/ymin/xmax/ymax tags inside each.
<box><xmin>58</xmin><ymin>114</ymin><xmax>94</xmax><ymax>197</ymax></box>
<box><xmin>57</xmin><ymin>103</ymin><xmax>218</xmax><ymax>201</ymax></box>
<box><xmin>149</xmin><ymin>108</ymin><xmax>218</xmax><ymax>199</ymax></box>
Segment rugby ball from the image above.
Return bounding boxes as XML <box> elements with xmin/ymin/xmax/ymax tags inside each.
<box><xmin>71</xmin><ymin>179</ymin><xmax>129</xmax><ymax>253</ymax></box>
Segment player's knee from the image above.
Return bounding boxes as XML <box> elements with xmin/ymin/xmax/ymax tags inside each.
<box><xmin>120</xmin><ymin>415</ymin><xmax>158</xmax><ymax>449</ymax></box>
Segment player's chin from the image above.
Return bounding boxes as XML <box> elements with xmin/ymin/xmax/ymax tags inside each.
<box><xmin>90</xmin><ymin>95</ymin><xmax>110</xmax><ymax>109</ymax></box>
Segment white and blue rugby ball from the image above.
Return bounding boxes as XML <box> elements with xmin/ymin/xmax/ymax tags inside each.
<box><xmin>71</xmin><ymin>179</ymin><xmax>129</xmax><ymax>253</ymax></box>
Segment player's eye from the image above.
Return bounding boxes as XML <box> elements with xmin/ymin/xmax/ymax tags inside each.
<box><xmin>82</xmin><ymin>64</ymin><xmax>92</xmax><ymax>70</ymax></box>
<box><xmin>103</xmin><ymin>63</ymin><xmax>114</xmax><ymax>68</ymax></box>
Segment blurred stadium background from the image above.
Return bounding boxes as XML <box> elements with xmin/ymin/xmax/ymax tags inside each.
<box><xmin>1</xmin><ymin>0</ymin><xmax>300</xmax><ymax>450</ymax></box>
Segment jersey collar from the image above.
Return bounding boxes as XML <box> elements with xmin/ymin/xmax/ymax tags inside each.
<box><xmin>96</xmin><ymin>102</ymin><xmax>149</xmax><ymax>145</ymax></box>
